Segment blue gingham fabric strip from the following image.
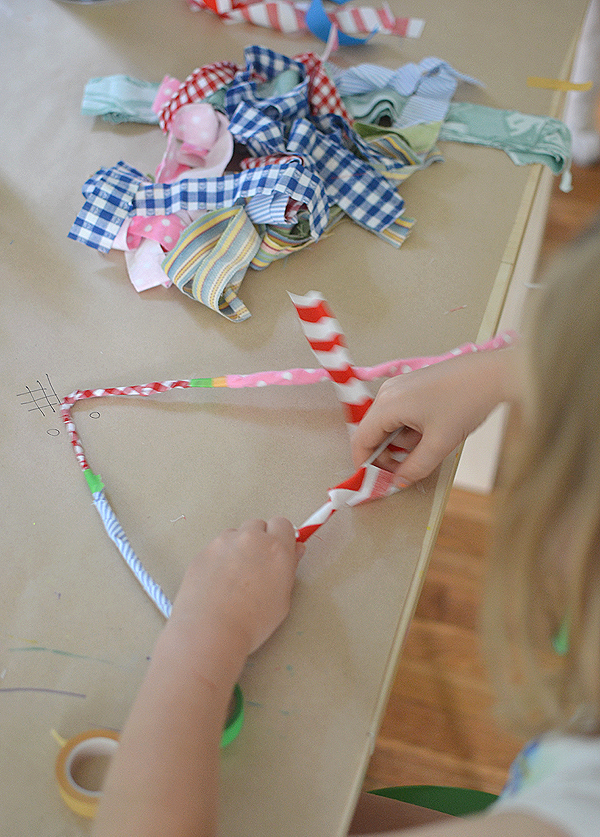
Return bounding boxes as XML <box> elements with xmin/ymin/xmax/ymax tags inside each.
<box><xmin>133</xmin><ymin>160</ymin><xmax>329</xmax><ymax>238</ymax></box>
<box><xmin>329</xmin><ymin>57</ymin><xmax>481</xmax><ymax>127</ymax></box>
<box><xmin>225</xmin><ymin>67</ymin><xmax>310</xmax><ymax>124</ymax></box>
<box><xmin>228</xmin><ymin>102</ymin><xmax>405</xmax><ymax>230</ymax></box>
<box><xmin>285</xmin><ymin>117</ymin><xmax>404</xmax><ymax>230</ymax></box>
<box><xmin>68</xmin><ymin>161</ymin><xmax>150</xmax><ymax>253</ymax></box>
<box><xmin>228</xmin><ymin>102</ymin><xmax>289</xmax><ymax>157</ymax></box>
<box><xmin>69</xmin><ymin>159</ymin><xmax>329</xmax><ymax>251</ymax></box>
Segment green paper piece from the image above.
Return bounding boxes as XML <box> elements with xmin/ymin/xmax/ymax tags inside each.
<box><xmin>190</xmin><ymin>378</ymin><xmax>215</xmax><ymax>388</ymax></box>
<box><xmin>84</xmin><ymin>469</ymin><xmax>105</xmax><ymax>493</ymax></box>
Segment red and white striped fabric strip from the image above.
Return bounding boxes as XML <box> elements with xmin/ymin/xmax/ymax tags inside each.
<box><xmin>60</xmin><ymin>381</ymin><xmax>193</xmax><ymax>470</ymax></box>
<box><xmin>221</xmin><ymin>0</ymin><xmax>305</xmax><ymax>33</ymax></box>
<box><xmin>289</xmin><ymin>291</ymin><xmax>374</xmax><ymax>430</ymax></box>
<box><xmin>187</xmin><ymin>0</ymin><xmax>424</xmax><ymax>40</ymax></box>
<box><xmin>296</xmin><ymin>462</ymin><xmax>397</xmax><ymax>541</ymax></box>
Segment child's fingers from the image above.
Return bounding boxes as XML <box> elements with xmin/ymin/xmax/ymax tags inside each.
<box><xmin>265</xmin><ymin>517</ymin><xmax>305</xmax><ymax>561</ymax></box>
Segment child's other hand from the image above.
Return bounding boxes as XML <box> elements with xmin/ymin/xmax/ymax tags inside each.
<box><xmin>351</xmin><ymin>348</ymin><xmax>517</xmax><ymax>488</ymax></box>
<box><xmin>173</xmin><ymin>518</ymin><xmax>304</xmax><ymax>656</ymax></box>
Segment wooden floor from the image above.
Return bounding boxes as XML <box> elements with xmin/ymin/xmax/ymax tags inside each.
<box><xmin>363</xmin><ymin>160</ymin><xmax>600</xmax><ymax>796</ymax></box>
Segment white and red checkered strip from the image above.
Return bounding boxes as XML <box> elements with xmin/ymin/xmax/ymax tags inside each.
<box><xmin>295</xmin><ymin>462</ymin><xmax>397</xmax><ymax>542</ymax></box>
<box><xmin>294</xmin><ymin>51</ymin><xmax>353</xmax><ymax>122</ymax></box>
<box><xmin>158</xmin><ymin>61</ymin><xmax>239</xmax><ymax>132</ymax></box>
<box><xmin>61</xmin><ymin>381</ymin><xmax>194</xmax><ymax>470</ymax></box>
<box><xmin>289</xmin><ymin>290</ymin><xmax>374</xmax><ymax>429</ymax></box>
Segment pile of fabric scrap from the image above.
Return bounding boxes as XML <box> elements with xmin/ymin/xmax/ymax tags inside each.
<box><xmin>71</xmin><ymin>46</ymin><xmax>572</xmax><ymax>322</ymax></box>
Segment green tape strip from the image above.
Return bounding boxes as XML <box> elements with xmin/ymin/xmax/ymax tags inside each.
<box><xmin>189</xmin><ymin>378</ymin><xmax>214</xmax><ymax>388</ymax></box>
<box><xmin>84</xmin><ymin>469</ymin><xmax>105</xmax><ymax>494</ymax></box>
<box><xmin>552</xmin><ymin>618</ymin><xmax>570</xmax><ymax>656</ymax></box>
<box><xmin>220</xmin><ymin>684</ymin><xmax>244</xmax><ymax>747</ymax></box>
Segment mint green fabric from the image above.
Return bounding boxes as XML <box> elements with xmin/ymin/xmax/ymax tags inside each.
<box><xmin>354</xmin><ymin>119</ymin><xmax>443</xmax><ymax>155</ymax></box>
<box><xmin>440</xmin><ymin>102</ymin><xmax>572</xmax><ymax>173</ymax></box>
<box><xmin>342</xmin><ymin>88</ymin><xmax>572</xmax><ymax>173</ymax></box>
<box><xmin>81</xmin><ymin>75</ymin><xmax>160</xmax><ymax>124</ymax></box>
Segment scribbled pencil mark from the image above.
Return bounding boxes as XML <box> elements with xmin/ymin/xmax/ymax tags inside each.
<box><xmin>17</xmin><ymin>374</ymin><xmax>61</xmax><ymax>416</ymax></box>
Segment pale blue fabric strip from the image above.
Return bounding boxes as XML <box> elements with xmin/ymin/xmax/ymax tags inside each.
<box><xmin>329</xmin><ymin>57</ymin><xmax>481</xmax><ymax>127</ymax></box>
<box><xmin>92</xmin><ymin>489</ymin><xmax>173</xmax><ymax>619</ymax></box>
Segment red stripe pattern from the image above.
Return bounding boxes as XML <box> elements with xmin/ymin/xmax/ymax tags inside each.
<box><xmin>289</xmin><ymin>291</ymin><xmax>374</xmax><ymax>431</ymax></box>
<box><xmin>295</xmin><ymin>462</ymin><xmax>397</xmax><ymax>542</ymax></box>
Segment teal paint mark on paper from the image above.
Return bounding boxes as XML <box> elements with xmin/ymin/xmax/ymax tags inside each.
<box><xmin>8</xmin><ymin>647</ymin><xmax>115</xmax><ymax>666</ymax></box>
<box><xmin>0</xmin><ymin>687</ymin><xmax>86</xmax><ymax>698</ymax></box>
<box><xmin>286</xmin><ymin>665</ymin><xmax>293</xmax><ymax>674</ymax></box>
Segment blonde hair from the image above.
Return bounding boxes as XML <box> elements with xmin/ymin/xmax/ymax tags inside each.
<box><xmin>483</xmin><ymin>217</ymin><xmax>600</xmax><ymax>738</ymax></box>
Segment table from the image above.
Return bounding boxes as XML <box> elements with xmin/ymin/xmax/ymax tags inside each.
<box><xmin>0</xmin><ymin>1</ymin><xmax>587</xmax><ymax>834</ymax></box>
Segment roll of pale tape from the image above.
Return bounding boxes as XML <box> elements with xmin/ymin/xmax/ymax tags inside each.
<box><xmin>55</xmin><ymin>729</ymin><xmax>119</xmax><ymax>819</ymax></box>
<box><xmin>55</xmin><ymin>685</ymin><xmax>243</xmax><ymax>817</ymax></box>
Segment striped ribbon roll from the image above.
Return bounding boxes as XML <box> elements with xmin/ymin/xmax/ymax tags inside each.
<box><xmin>289</xmin><ymin>290</ymin><xmax>374</xmax><ymax>431</ymax></box>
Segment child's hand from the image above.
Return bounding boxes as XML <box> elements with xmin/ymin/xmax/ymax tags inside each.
<box><xmin>172</xmin><ymin>518</ymin><xmax>304</xmax><ymax>656</ymax></box>
<box><xmin>351</xmin><ymin>347</ymin><xmax>518</xmax><ymax>488</ymax></box>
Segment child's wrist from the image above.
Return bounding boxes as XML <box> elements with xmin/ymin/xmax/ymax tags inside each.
<box><xmin>163</xmin><ymin>608</ymin><xmax>251</xmax><ymax>692</ymax></box>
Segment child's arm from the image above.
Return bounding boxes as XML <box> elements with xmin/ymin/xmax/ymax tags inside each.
<box><xmin>351</xmin><ymin>345</ymin><xmax>520</xmax><ymax>488</ymax></box>
<box><xmin>92</xmin><ymin>518</ymin><xmax>304</xmax><ymax>837</ymax></box>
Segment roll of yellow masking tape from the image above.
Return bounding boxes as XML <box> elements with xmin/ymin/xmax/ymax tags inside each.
<box><xmin>55</xmin><ymin>729</ymin><xmax>120</xmax><ymax>819</ymax></box>
<box><xmin>55</xmin><ymin>686</ymin><xmax>243</xmax><ymax>818</ymax></box>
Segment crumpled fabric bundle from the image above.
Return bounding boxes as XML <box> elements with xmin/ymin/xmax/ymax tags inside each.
<box><xmin>71</xmin><ymin>46</ymin><xmax>467</xmax><ymax>320</ymax></box>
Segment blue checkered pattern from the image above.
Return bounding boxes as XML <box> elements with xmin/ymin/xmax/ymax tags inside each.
<box><xmin>286</xmin><ymin>118</ymin><xmax>404</xmax><ymax>230</ymax></box>
<box><xmin>68</xmin><ymin>161</ymin><xmax>149</xmax><ymax>253</ymax></box>
<box><xmin>241</xmin><ymin>45</ymin><xmax>306</xmax><ymax>87</ymax></box>
<box><xmin>228</xmin><ymin>102</ymin><xmax>404</xmax><ymax>232</ymax></box>
<box><xmin>228</xmin><ymin>103</ymin><xmax>288</xmax><ymax>158</ymax></box>
<box><xmin>134</xmin><ymin>160</ymin><xmax>329</xmax><ymax>239</ymax></box>
<box><xmin>69</xmin><ymin>47</ymin><xmax>417</xmax><ymax>253</ymax></box>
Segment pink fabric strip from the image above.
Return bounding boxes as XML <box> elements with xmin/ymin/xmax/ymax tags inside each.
<box><xmin>224</xmin><ymin>331</ymin><xmax>516</xmax><ymax>388</ymax></box>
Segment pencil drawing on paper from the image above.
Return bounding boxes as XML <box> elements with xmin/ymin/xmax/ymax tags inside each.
<box><xmin>17</xmin><ymin>374</ymin><xmax>60</xmax><ymax>417</ymax></box>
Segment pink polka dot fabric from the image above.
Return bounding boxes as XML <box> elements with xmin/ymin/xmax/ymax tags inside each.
<box><xmin>126</xmin><ymin>215</ymin><xmax>187</xmax><ymax>251</ymax></box>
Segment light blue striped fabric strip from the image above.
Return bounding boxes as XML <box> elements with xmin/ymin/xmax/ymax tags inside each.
<box><xmin>92</xmin><ymin>490</ymin><xmax>173</xmax><ymax>619</ymax></box>
<box><xmin>246</xmin><ymin>192</ymin><xmax>291</xmax><ymax>225</ymax></box>
<box><xmin>329</xmin><ymin>57</ymin><xmax>481</xmax><ymax>127</ymax></box>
